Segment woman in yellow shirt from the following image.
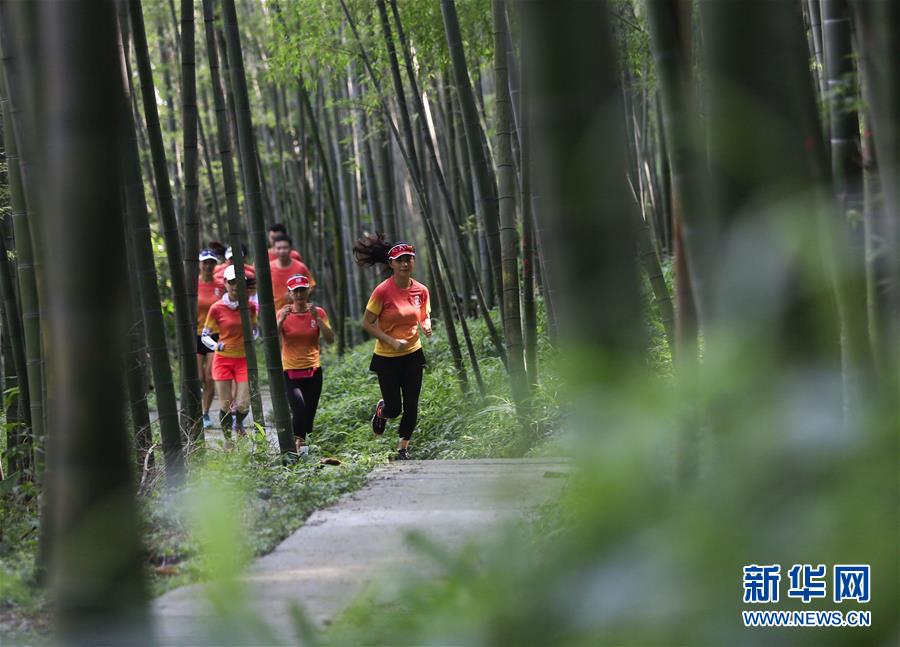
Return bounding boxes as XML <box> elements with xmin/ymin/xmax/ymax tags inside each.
<box><xmin>354</xmin><ymin>235</ymin><xmax>431</xmax><ymax>460</ymax></box>
<box><xmin>277</xmin><ymin>274</ymin><xmax>334</xmax><ymax>457</ymax></box>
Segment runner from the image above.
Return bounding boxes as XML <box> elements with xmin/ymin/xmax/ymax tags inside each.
<box><xmin>213</xmin><ymin>243</ymin><xmax>256</xmax><ymax>283</ymax></box>
<box><xmin>197</xmin><ymin>248</ymin><xmax>225</xmax><ymax>429</ymax></box>
<box><xmin>267</xmin><ymin>222</ymin><xmax>304</xmax><ymax>262</ymax></box>
<box><xmin>269</xmin><ymin>234</ymin><xmax>315</xmax><ymax>310</ymax></box>
<box><xmin>354</xmin><ymin>235</ymin><xmax>432</xmax><ymax>460</ymax></box>
<box><xmin>277</xmin><ymin>274</ymin><xmax>334</xmax><ymax>457</ymax></box>
<box><xmin>201</xmin><ymin>264</ymin><xmax>258</xmax><ymax>440</ymax></box>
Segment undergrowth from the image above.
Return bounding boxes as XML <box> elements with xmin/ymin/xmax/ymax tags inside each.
<box><xmin>1</xmin><ymin>300</ymin><xmax>564</xmax><ymax>639</ymax></box>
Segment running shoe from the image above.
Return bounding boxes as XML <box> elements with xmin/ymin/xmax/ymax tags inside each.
<box><xmin>397</xmin><ymin>448</ymin><xmax>410</xmax><ymax>460</ymax></box>
<box><xmin>371</xmin><ymin>399</ymin><xmax>386</xmax><ymax>436</ymax></box>
<box><xmin>202</xmin><ymin>414</ymin><xmax>212</xmax><ymax>429</ymax></box>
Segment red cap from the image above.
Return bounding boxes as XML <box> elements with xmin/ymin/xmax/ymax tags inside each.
<box><xmin>388</xmin><ymin>243</ymin><xmax>416</xmax><ymax>260</ymax></box>
<box><xmin>287</xmin><ymin>274</ymin><xmax>310</xmax><ymax>290</ymax></box>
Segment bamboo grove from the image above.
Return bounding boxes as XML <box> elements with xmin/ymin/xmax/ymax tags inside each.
<box><xmin>0</xmin><ymin>0</ymin><xmax>898</xmax><ymax>640</ymax></box>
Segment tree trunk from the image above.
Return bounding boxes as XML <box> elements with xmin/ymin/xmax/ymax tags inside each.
<box><xmin>123</xmin><ymin>239</ymin><xmax>153</xmax><ymax>473</ymax></box>
<box><xmin>492</xmin><ymin>0</ymin><xmax>528</xmax><ymax>409</ymax></box>
<box><xmin>385</xmin><ymin>0</ymin><xmax>505</xmax><ymax>367</ymax></box>
<box><xmin>850</xmin><ymin>1</ymin><xmax>900</xmax><ymax>388</ymax></box>
<box><xmin>441</xmin><ymin>0</ymin><xmax>503</xmax><ymax>312</ymax></box>
<box><xmin>524</xmin><ymin>0</ymin><xmax>645</xmax><ymax>364</ymax></box>
<box><xmin>822</xmin><ymin>0</ymin><xmax>873</xmax><ymax>408</ymax></box>
<box><xmin>41</xmin><ymin>2</ymin><xmax>149</xmax><ymax>640</ymax></box>
<box><xmin>202</xmin><ymin>0</ymin><xmax>263</xmax><ymax>426</ymax></box>
<box><xmin>0</xmin><ymin>2</ymin><xmax>50</xmax><ymax>472</ymax></box>
<box><xmin>198</xmin><ymin>87</ymin><xmax>225</xmax><ymax>238</ymax></box>
<box><xmin>362</xmin><ymin>0</ymin><xmax>470</xmax><ymax>392</ymax></box>
<box><xmin>699</xmin><ymin>0</ymin><xmax>840</xmax><ymax>362</ymax></box>
<box><xmin>296</xmin><ymin>76</ymin><xmax>347</xmax><ymax>354</ymax></box>
<box><xmin>0</xmin><ymin>65</ymin><xmax>41</xmax><ymax>479</ymax></box>
<box><xmin>1</xmin><ymin>309</ymin><xmax>23</xmax><ymax>479</ymax></box>
<box><xmin>0</xmin><ymin>198</ymin><xmax>30</xmax><ymax>476</ymax></box>
<box><xmin>221</xmin><ymin>0</ymin><xmax>294</xmax><ymax>455</ymax></box>
<box><xmin>519</xmin><ymin>96</ymin><xmax>538</xmax><ymax>389</ymax></box>
<box><xmin>118</xmin><ymin>8</ymin><xmax>185</xmax><ymax>481</ymax></box>
<box><xmin>181</xmin><ymin>0</ymin><xmax>202</xmax><ymax>444</ymax></box>
<box><xmin>807</xmin><ymin>0</ymin><xmax>829</xmax><ymax>107</ymax></box>
<box><xmin>646</xmin><ymin>0</ymin><xmax>706</xmax><ymax>355</ymax></box>
<box><xmin>130</xmin><ymin>0</ymin><xmax>201</xmax><ymax>441</ymax></box>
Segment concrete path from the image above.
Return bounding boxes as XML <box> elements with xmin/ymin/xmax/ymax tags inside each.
<box><xmin>153</xmin><ymin>458</ymin><xmax>569</xmax><ymax>645</ymax></box>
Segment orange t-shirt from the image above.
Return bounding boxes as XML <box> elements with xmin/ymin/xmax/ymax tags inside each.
<box><xmin>269</xmin><ymin>258</ymin><xmax>316</xmax><ymax>310</ymax></box>
<box><xmin>197</xmin><ymin>277</ymin><xmax>225</xmax><ymax>334</ymax></box>
<box><xmin>213</xmin><ymin>261</ymin><xmax>256</xmax><ymax>283</ymax></box>
<box><xmin>203</xmin><ymin>299</ymin><xmax>258</xmax><ymax>358</ymax></box>
<box><xmin>280</xmin><ymin>306</ymin><xmax>329</xmax><ymax>369</ymax></box>
<box><xmin>268</xmin><ymin>248</ymin><xmax>304</xmax><ymax>263</ymax></box>
<box><xmin>365</xmin><ymin>278</ymin><xmax>430</xmax><ymax>357</ymax></box>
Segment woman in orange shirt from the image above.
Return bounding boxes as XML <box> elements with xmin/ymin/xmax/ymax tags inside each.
<box><xmin>354</xmin><ymin>236</ymin><xmax>432</xmax><ymax>460</ymax></box>
<box><xmin>197</xmin><ymin>249</ymin><xmax>224</xmax><ymax>429</ymax></box>
<box><xmin>277</xmin><ymin>274</ymin><xmax>334</xmax><ymax>457</ymax></box>
<box><xmin>202</xmin><ymin>264</ymin><xmax>258</xmax><ymax>438</ymax></box>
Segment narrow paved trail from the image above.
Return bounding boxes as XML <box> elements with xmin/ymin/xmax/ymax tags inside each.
<box><xmin>153</xmin><ymin>458</ymin><xmax>568</xmax><ymax>645</ymax></box>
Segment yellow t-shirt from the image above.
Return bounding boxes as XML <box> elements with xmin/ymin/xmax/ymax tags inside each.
<box><xmin>365</xmin><ymin>278</ymin><xmax>430</xmax><ymax>357</ymax></box>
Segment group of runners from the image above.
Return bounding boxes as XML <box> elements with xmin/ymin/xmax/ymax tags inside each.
<box><xmin>195</xmin><ymin>226</ymin><xmax>430</xmax><ymax>460</ymax></box>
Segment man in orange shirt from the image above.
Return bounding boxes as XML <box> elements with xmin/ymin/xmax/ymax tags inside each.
<box><xmin>269</xmin><ymin>234</ymin><xmax>315</xmax><ymax>310</ymax></box>
<box><xmin>267</xmin><ymin>223</ymin><xmax>304</xmax><ymax>263</ymax></box>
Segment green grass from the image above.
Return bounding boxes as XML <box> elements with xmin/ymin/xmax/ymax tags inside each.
<box><xmin>1</xmin><ymin>302</ymin><xmax>563</xmax><ymax>640</ymax></box>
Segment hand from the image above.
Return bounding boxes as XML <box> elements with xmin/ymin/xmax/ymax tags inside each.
<box><xmin>309</xmin><ymin>304</ymin><xmax>320</xmax><ymax>321</ymax></box>
<box><xmin>277</xmin><ymin>305</ymin><xmax>291</xmax><ymax>325</ymax></box>
<box><xmin>216</xmin><ymin>341</ymin><xmax>225</xmax><ymax>352</ymax></box>
<box><xmin>422</xmin><ymin>318</ymin><xmax>432</xmax><ymax>338</ymax></box>
<box><xmin>390</xmin><ymin>338</ymin><xmax>409</xmax><ymax>352</ymax></box>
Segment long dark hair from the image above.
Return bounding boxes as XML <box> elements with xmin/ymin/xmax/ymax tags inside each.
<box><xmin>353</xmin><ymin>232</ymin><xmax>394</xmax><ymax>268</ymax></box>
<box><xmin>207</xmin><ymin>240</ymin><xmax>227</xmax><ymax>258</ymax></box>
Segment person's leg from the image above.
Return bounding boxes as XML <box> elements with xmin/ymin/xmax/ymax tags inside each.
<box><xmin>284</xmin><ymin>374</ymin><xmax>307</xmax><ymax>450</ymax></box>
<box><xmin>232</xmin><ymin>358</ymin><xmax>251</xmax><ymax>434</ymax></box>
<box><xmin>201</xmin><ymin>354</ymin><xmax>215</xmax><ymax>416</ymax></box>
<box><xmin>233</xmin><ymin>381</ymin><xmax>251</xmax><ymax>434</ymax></box>
<box><xmin>397</xmin><ymin>360</ymin><xmax>424</xmax><ymax>451</ymax></box>
<box><xmin>299</xmin><ymin>369</ymin><xmax>324</xmax><ymax>441</ymax></box>
<box><xmin>212</xmin><ymin>354</ymin><xmax>235</xmax><ymax>436</ymax></box>
<box><xmin>376</xmin><ymin>364</ymin><xmax>403</xmax><ymax>419</ymax></box>
<box><xmin>215</xmin><ymin>380</ymin><xmax>234</xmax><ymax>435</ymax></box>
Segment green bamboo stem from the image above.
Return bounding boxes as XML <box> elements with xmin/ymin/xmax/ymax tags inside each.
<box><xmin>221</xmin><ymin>0</ymin><xmax>294</xmax><ymax>454</ymax></box>
<box><xmin>130</xmin><ymin>0</ymin><xmax>201</xmax><ymax>440</ymax></box>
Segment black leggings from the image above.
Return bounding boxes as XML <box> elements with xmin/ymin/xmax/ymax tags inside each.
<box><xmin>283</xmin><ymin>368</ymin><xmax>323</xmax><ymax>440</ymax></box>
<box><xmin>372</xmin><ymin>351</ymin><xmax>425</xmax><ymax>440</ymax></box>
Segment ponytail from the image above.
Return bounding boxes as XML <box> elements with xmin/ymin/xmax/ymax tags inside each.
<box><xmin>353</xmin><ymin>232</ymin><xmax>393</xmax><ymax>268</ymax></box>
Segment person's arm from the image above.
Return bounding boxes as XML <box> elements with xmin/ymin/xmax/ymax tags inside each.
<box><xmin>201</xmin><ymin>308</ymin><xmax>223</xmax><ymax>351</ymax></box>
<box><xmin>420</xmin><ymin>289</ymin><xmax>433</xmax><ymax>337</ymax></box>
<box><xmin>277</xmin><ymin>305</ymin><xmax>291</xmax><ymax>334</ymax></box>
<box><xmin>250</xmin><ymin>304</ymin><xmax>260</xmax><ymax>341</ymax></box>
<box><xmin>361</xmin><ymin>310</ymin><xmax>407</xmax><ymax>351</ymax></box>
<box><xmin>312</xmin><ymin>306</ymin><xmax>335</xmax><ymax>344</ymax></box>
